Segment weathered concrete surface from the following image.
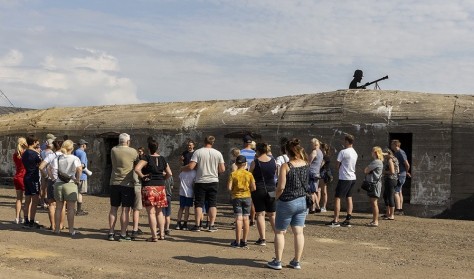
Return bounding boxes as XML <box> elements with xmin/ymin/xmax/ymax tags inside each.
<box><xmin>1</xmin><ymin>90</ymin><xmax>473</xmax><ymax>218</ymax></box>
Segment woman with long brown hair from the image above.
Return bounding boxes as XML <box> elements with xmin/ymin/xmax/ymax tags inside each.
<box><xmin>267</xmin><ymin>138</ymin><xmax>308</xmax><ymax>270</ymax></box>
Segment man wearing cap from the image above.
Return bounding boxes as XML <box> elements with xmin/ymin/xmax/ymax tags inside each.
<box><xmin>41</xmin><ymin>133</ymin><xmax>56</xmax><ymax>151</ymax></box>
<box><xmin>182</xmin><ymin>135</ymin><xmax>225</xmax><ymax>232</ymax></box>
<box><xmin>73</xmin><ymin>139</ymin><xmax>89</xmax><ymax>216</ymax></box>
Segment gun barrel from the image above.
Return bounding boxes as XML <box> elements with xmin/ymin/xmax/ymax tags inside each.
<box><xmin>366</xmin><ymin>75</ymin><xmax>388</xmax><ymax>86</ymax></box>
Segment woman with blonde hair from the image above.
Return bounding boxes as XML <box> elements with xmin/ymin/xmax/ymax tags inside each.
<box><xmin>364</xmin><ymin>146</ymin><xmax>384</xmax><ymax>227</ymax></box>
<box><xmin>50</xmin><ymin>140</ymin><xmax>82</xmax><ymax>236</ymax></box>
<box><xmin>13</xmin><ymin>137</ymin><xmax>27</xmax><ymax>224</ymax></box>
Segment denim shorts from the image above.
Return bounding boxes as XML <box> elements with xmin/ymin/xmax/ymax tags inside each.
<box><xmin>163</xmin><ymin>195</ymin><xmax>172</xmax><ymax>217</ymax></box>
<box><xmin>395</xmin><ymin>174</ymin><xmax>407</xmax><ymax>193</ymax></box>
<box><xmin>232</xmin><ymin>197</ymin><xmax>251</xmax><ymax>216</ymax></box>
<box><xmin>275</xmin><ymin>196</ymin><xmax>307</xmax><ymax>231</ymax></box>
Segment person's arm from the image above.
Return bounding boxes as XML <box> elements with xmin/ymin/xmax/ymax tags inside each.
<box><xmin>227</xmin><ymin>175</ymin><xmax>233</xmax><ymax>192</ymax></box>
<box><xmin>218</xmin><ymin>162</ymin><xmax>225</xmax><ymax>173</ymax></box>
<box><xmin>181</xmin><ymin>161</ymin><xmax>197</xmax><ymax>171</ymax></box>
<box><xmin>275</xmin><ymin>163</ymin><xmax>288</xmax><ymax>199</ymax></box>
<box><xmin>134</xmin><ymin>160</ymin><xmax>149</xmax><ymax>180</ymax></box>
<box><xmin>249</xmin><ymin>160</ymin><xmax>256</xmax><ymax>172</ymax></box>
<box><xmin>75</xmin><ymin>165</ymin><xmax>83</xmax><ymax>184</ymax></box>
<box><xmin>164</xmin><ymin>163</ymin><xmax>172</xmax><ymax>180</ymax></box>
<box><xmin>404</xmin><ymin>160</ymin><xmax>411</xmax><ymax>177</ymax></box>
<box><xmin>249</xmin><ymin>180</ymin><xmax>256</xmax><ymax>192</ymax></box>
<box><xmin>388</xmin><ymin>159</ymin><xmax>395</xmax><ymax>175</ymax></box>
<box><xmin>39</xmin><ymin>160</ymin><xmax>48</xmax><ymax>175</ymax></box>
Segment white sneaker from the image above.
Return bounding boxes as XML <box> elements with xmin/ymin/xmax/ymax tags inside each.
<box><xmin>320</xmin><ymin>207</ymin><xmax>327</xmax><ymax>213</ymax></box>
<box><xmin>14</xmin><ymin>218</ymin><xmax>19</xmax><ymax>224</ymax></box>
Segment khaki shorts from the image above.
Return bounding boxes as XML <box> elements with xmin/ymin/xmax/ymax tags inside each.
<box><xmin>54</xmin><ymin>181</ymin><xmax>78</xmax><ymax>202</ymax></box>
<box><xmin>78</xmin><ymin>179</ymin><xmax>88</xmax><ymax>194</ymax></box>
<box><xmin>134</xmin><ymin>185</ymin><xmax>143</xmax><ymax>210</ymax></box>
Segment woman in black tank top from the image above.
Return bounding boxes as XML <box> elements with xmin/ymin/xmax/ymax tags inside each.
<box><xmin>249</xmin><ymin>143</ymin><xmax>277</xmax><ymax>246</ymax></box>
<box><xmin>267</xmin><ymin>138</ymin><xmax>308</xmax><ymax>270</ymax></box>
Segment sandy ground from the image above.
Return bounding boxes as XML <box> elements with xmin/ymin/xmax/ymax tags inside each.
<box><xmin>0</xmin><ymin>186</ymin><xmax>473</xmax><ymax>279</ymax></box>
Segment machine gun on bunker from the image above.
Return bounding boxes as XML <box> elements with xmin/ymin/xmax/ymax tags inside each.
<box><xmin>363</xmin><ymin>75</ymin><xmax>388</xmax><ymax>89</ymax></box>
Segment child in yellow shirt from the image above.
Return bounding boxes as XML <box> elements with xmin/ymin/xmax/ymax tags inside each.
<box><xmin>227</xmin><ymin>155</ymin><xmax>256</xmax><ymax>248</ymax></box>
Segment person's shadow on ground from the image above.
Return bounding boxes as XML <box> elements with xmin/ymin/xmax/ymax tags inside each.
<box><xmin>173</xmin><ymin>255</ymin><xmax>266</xmax><ymax>268</ymax></box>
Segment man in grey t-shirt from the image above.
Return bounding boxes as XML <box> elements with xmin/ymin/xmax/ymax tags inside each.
<box><xmin>182</xmin><ymin>135</ymin><xmax>225</xmax><ymax>232</ymax></box>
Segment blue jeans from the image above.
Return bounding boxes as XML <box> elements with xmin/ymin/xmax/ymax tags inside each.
<box><xmin>275</xmin><ymin>196</ymin><xmax>307</xmax><ymax>231</ymax></box>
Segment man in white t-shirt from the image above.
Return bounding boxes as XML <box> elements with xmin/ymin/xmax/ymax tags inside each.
<box><xmin>326</xmin><ymin>134</ymin><xmax>358</xmax><ymax>228</ymax></box>
<box><xmin>182</xmin><ymin>135</ymin><xmax>225</xmax><ymax>232</ymax></box>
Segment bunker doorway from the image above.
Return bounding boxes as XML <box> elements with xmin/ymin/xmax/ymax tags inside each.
<box><xmin>389</xmin><ymin>133</ymin><xmax>412</xmax><ymax>204</ymax></box>
<box><xmin>101</xmin><ymin>133</ymin><xmax>119</xmax><ymax>195</ymax></box>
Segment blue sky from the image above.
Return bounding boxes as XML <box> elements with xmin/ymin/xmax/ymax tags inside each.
<box><xmin>1</xmin><ymin>0</ymin><xmax>473</xmax><ymax>108</ymax></box>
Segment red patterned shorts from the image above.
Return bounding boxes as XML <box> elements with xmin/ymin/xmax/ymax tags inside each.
<box><xmin>142</xmin><ymin>186</ymin><xmax>168</xmax><ymax>208</ymax></box>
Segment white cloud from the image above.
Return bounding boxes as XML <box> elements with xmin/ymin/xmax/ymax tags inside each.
<box><xmin>0</xmin><ymin>0</ymin><xmax>473</xmax><ymax>109</ymax></box>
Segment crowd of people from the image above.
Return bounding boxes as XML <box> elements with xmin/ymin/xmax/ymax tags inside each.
<box><xmin>11</xmin><ymin>132</ymin><xmax>411</xmax><ymax>270</ymax></box>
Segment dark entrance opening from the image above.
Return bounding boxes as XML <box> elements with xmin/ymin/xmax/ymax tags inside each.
<box><xmin>389</xmin><ymin>133</ymin><xmax>412</xmax><ymax>204</ymax></box>
<box><xmin>100</xmin><ymin>132</ymin><xmax>120</xmax><ymax>195</ymax></box>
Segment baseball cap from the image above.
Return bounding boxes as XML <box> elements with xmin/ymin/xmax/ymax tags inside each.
<box><xmin>78</xmin><ymin>139</ymin><xmax>88</xmax><ymax>145</ymax></box>
<box><xmin>235</xmin><ymin>155</ymin><xmax>247</xmax><ymax>164</ymax></box>
<box><xmin>243</xmin><ymin>135</ymin><xmax>253</xmax><ymax>143</ymax></box>
<box><xmin>46</xmin><ymin>133</ymin><xmax>56</xmax><ymax>140</ymax></box>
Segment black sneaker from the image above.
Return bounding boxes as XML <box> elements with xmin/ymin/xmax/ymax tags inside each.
<box><xmin>207</xmin><ymin>225</ymin><xmax>218</xmax><ymax>232</ymax></box>
<box><xmin>175</xmin><ymin>223</ymin><xmax>182</xmax><ymax>230</ymax></box>
<box><xmin>76</xmin><ymin>210</ymin><xmax>89</xmax><ymax>216</ymax></box>
<box><xmin>130</xmin><ymin>231</ymin><xmax>139</xmax><ymax>240</ymax></box>
<box><xmin>136</xmin><ymin>228</ymin><xmax>144</xmax><ymax>235</ymax></box>
<box><xmin>29</xmin><ymin>221</ymin><xmax>42</xmax><ymax>229</ymax></box>
<box><xmin>240</xmin><ymin>240</ymin><xmax>248</xmax><ymax>248</ymax></box>
<box><xmin>164</xmin><ymin>229</ymin><xmax>171</xmax><ymax>236</ymax></box>
<box><xmin>230</xmin><ymin>240</ymin><xmax>240</xmax><ymax>248</ymax></box>
<box><xmin>249</xmin><ymin>221</ymin><xmax>256</xmax><ymax>227</ymax></box>
<box><xmin>190</xmin><ymin>226</ymin><xmax>202</xmax><ymax>232</ymax></box>
<box><xmin>341</xmin><ymin>220</ymin><xmax>352</xmax><ymax>227</ymax></box>
<box><xmin>255</xmin><ymin>238</ymin><xmax>266</xmax><ymax>246</ymax></box>
<box><xmin>325</xmin><ymin>220</ymin><xmax>340</xmax><ymax>227</ymax></box>
<box><xmin>118</xmin><ymin>235</ymin><xmax>131</xmax><ymax>242</ymax></box>
<box><xmin>182</xmin><ymin>223</ymin><xmax>188</xmax><ymax>231</ymax></box>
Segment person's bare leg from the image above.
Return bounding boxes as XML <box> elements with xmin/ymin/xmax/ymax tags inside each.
<box><xmin>194</xmin><ymin>206</ymin><xmax>203</xmax><ymax>227</ymax></box>
<box><xmin>235</xmin><ymin>215</ymin><xmax>242</xmax><ymax>243</ymax></box>
<box><xmin>15</xmin><ymin>190</ymin><xmax>23</xmax><ymax>221</ymax></box>
<box><xmin>108</xmin><ymin>206</ymin><xmax>118</xmax><ymax>234</ymax></box>
<box><xmin>66</xmin><ymin>200</ymin><xmax>76</xmax><ymax>234</ymax></box>
<box><xmin>370</xmin><ymin>198</ymin><xmax>379</xmax><ymax>224</ymax></box>
<box><xmin>273</xmin><ymin>230</ymin><xmax>286</xmax><ymax>261</ymax></box>
<box><xmin>120</xmin><ymin>207</ymin><xmax>130</xmax><ymax>236</ymax></box>
<box><xmin>242</xmin><ymin>216</ymin><xmax>250</xmax><ymax>242</ymax></box>
<box><xmin>208</xmin><ymin>206</ymin><xmax>217</xmax><ymax>226</ymax></box>
<box><xmin>54</xmin><ymin>201</ymin><xmax>64</xmax><ymax>234</ymax></box>
<box><xmin>333</xmin><ymin>197</ymin><xmax>341</xmax><ymax>222</ymax></box>
<box><xmin>156</xmin><ymin>208</ymin><xmax>165</xmax><ymax>237</ymax></box>
<box><xmin>320</xmin><ymin>183</ymin><xmax>328</xmax><ymax>209</ymax></box>
<box><xmin>147</xmin><ymin>206</ymin><xmax>157</xmax><ymax>238</ymax></box>
<box><xmin>133</xmin><ymin>209</ymin><xmax>140</xmax><ymax>231</ymax></box>
<box><xmin>267</xmin><ymin>212</ymin><xmax>276</xmax><ymax>233</ymax></box>
<box><xmin>291</xmin><ymin>226</ymin><xmax>305</xmax><ymax>262</ymax></box>
<box><xmin>346</xmin><ymin>197</ymin><xmax>353</xmax><ymax>216</ymax></box>
<box><xmin>48</xmin><ymin>200</ymin><xmax>56</xmax><ymax>229</ymax></box>
<box><xmin>256</xmin><ymin>211</ymin><xmax>266</xmax><ymax>240</ymax></box>
<box><xmin>30</xmin><ymin>194</ymin><xmax>39</xmax><ymax>221</ymax></box>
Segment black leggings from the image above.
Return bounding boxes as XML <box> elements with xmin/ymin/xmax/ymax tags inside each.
<box><xmin>383</xmin><ymin>178</ymin><xmax>397</xmax><ymax>207</ymax></box>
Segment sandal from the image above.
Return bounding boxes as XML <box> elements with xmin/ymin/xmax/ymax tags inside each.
<box><xmin>158</xmin><ymin>235</ymin><xmax>165</xmax><ymax>240</ymax></box>
<box><xmin>366</xmin><ymin>222</ymin><xmax>379</xmax><ymax>227</ymax></box>
<box><xmin>383</xmin><ymin>217</ymin><xmax>395</xmax><ymax>220</ymax></box>
<box><xmin>146</xmin><ymin>237</ymin><xmax>158</xmax><ymax>242</ymax></box>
